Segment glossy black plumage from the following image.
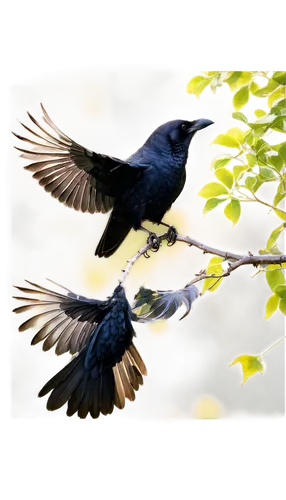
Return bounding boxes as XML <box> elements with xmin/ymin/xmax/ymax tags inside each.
<box><xmin>13</xmin><ymin>281</ymin><xmax>147</xmax><ymax>418</ymax></box>
<box><xmin>13</xmin><ymin>105</ymin><xmax>213</xmax><ymax>257</ymax></box>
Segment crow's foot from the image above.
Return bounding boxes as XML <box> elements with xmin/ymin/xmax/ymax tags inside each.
<box><xmin>147</xmin><ymin>232</ymin><xmax>161</xmax><ymax>252</ymax></box>
<box><xmin>166</xmin><ymin>226</ymin><xmax>177</xmax><ymax>246</ymax></box>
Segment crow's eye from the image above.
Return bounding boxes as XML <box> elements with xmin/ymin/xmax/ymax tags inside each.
<box><xmin>181</xmin><ymin>123</ymin><xmax>188</xmax><ymax>132</ymax></box>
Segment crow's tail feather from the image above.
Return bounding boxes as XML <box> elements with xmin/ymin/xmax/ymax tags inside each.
<box><xmin>95</xmin><ymin>212</ymin><xmax>132</xmax><ymax>258</ymax></box>
<box><xmin>38</xmin><ymin>343</ymin><xmax>147</xmax><ymax>418</ymax></box>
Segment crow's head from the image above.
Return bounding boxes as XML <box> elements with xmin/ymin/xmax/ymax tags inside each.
<box><xmin>157</xmin><ymin>115</ymin><xmax>215</xmax><ymax>145</ymax></box>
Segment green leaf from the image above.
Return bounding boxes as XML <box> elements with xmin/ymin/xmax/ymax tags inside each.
<box><xmin>211</xmin><ymin>155</ymin><xmax>233</xmax><ymax>170</ymax></box>
<box><xmin>202</xmin><ymin>71</ymin><xmax>219</xmax><ymax>77</ymax></box>
<box><xmin>250</xmin><ymin>81</ymin><xmax>259</xmax><ymax>94</ymax></box>
<box><xmin>225</xmin><ymin>72</ymin><xmax>243</xmax><ymax>91</ymax></box>
<box><xmin>270</xmin><ymin>98</ymin><xmax>286</xmax><ymax>117</ymax></box>
<box><xmin>210</xmin><ymin>133</ymin><xmax>240</xmax><ymax>150</ymax></box>
<box><xmin>273</xmin><ymin>284</ymin><xmax>286</xmax><ymax>299</ymax></box>
<box><xmin>279</xmin><ymin>296</ymin><xmax>286</xmax><ymax>315</ymax></box>
<box><xmin>268</xmin><ymin>87</ymin><xmax>286</xmax><ymax>108</ymax></box>
<box><xmin>233</xmin><ymin>164</ymin><xmax>249</xmax><ymax>181</ymax></box>
<box><xmin>198</xmin><ymin>182</ymin><xmax>229</xmax><ymax>199</ymax></box>
<box><xmin>203</xmin><ymin>197</ymin><xmax>227</xmax><ymax>215</ymax></box>
<box><xmin>279</xmin><ymin>143</ymin><xmax>286</xmax><ymax>163</ymax></box>
<box><xmin>245</xmin><ymin>153</ymin><xmax>256</xmax><ymax>168</ymax></box>
<box><xmin>214</xmin><ymin>168</ymin><xmax>234</xmax><ymax>189</ymax></box>
<box><xmin>271</xmin><ymin>117</ymin><xmax>286</xmax><ymax>133</ymax></box>
<box><xmin>267</xmin><ymin>223</ymin><xmax>286</xmax><ymax>248</ymax></box>
<box><xmin>186</xmin><ymin>76</ymin><xmax>211</xmax><ymax>98</ymax></box>
<box><xmin>210</xmin><ymin>127</ymin><xmax>248</xmax><ymax>149</ymax></box>
<box><xmin>266</xmin><ymin>269</ymin><xmax>285</xmax><ymax>292</ymax></box>
<box><xmin>233</xmin><ymin>86</ymin><xmax>250</xmax><ymax>111</ymax></box>
<box><xmin>275</xmin><ymin>209</ymin><xmax>286</xmax><ymax>222</ymax></box>
<box><xmin>232</xmin><ymin>111</ymin><xmax>249</xmax><ymax>124</ymax></box>
<box><xmin>236</xmin><ymin>72</ymin><xmax>253</xmax><ymax>89</ymax></box>
<box><xmin>224</xmin><ymin>199</ymin><xmax>241</xmax><ymax>226</ymax></box>
<box><xmin>274</xmin><ymin>181</ymin><xmax>286</xmax><ymax>207</ymax></box>
<box><xmin>272</xmin><ymin>72</ymin><xmax>286</xmax><ymax>86</ymax></box>
<box><xmin>254</xmin><ymin>109</ymin><xmax>267</xmax><ymax>118</ymax></box>
<box><xmin>202</xmin><ymin>256</ymin><xmax>224</xmax><ymax>293</ymax></box>
<box><xmin>271</xmin><ymin>141</ymin><xmax>286</xmax><ymax>160</ymax></box>
<box><xmin>253</xmin><ymin>79</ymin><xmax>280</xmax><ymax>97</ymax></box>
<box><xmin>259</xmin><ymin>166</ymin><xmax>277</xmax><ymax>180</ymax></box>
<box><xmin>228</xmin><ymin>354</ymin><xmax>267</xmax><ymax>385</ymax></box>
<box><xmin>264</xmin><ymin>294</ymin><xmax>280</xmax><ymax>320</ymax></box>
<box><xmin>255</xmin><ymin>139</ymin><xmax>271</xmax><ymax>154</ymax></box>
<box><xmin>268</xmin><ymin>153</ymin><xmax>283</xmax><ymax>172</ymax></box>
<box><xmin>243</xmin><ymin>174</ymin><xmax>263</xmax><ymax>194</ymax></box>
<box><xmin>249</xmin><ymin>114</ymin><xmax>277</xmax><ymax>129</ymax></box>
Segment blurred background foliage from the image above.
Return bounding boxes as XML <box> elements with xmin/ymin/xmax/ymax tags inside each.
<box><xmin>10</xmin><ymin>68</ymin><xmax>284</xmax><ymax>419</ymax></box>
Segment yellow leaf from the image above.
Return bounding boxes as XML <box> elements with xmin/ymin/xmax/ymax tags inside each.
<box><xmin>264</xmin><ymin>294</ymin><xmax>279</xmax><ymax>320</ymax></box>
<box><xmin>186</xmin><ymin>76</ymin><xmax>211</xmax><ymax>98</ymax></box>
<box><xmin>229</xmin><ymin>354</ymin><xmax>265</xmax><ymax>385</ymax></box>
<box><xmin>202</xmin><ymin>256</ymin><xmax>224</xmax><ymax>293</ymax></box>
<box><xmin>267</xmin><ymin>86</ymin><xmax>286</xmax><ymax>108</ymax></box>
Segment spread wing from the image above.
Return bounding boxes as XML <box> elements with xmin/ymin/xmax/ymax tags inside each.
<box><xmin>13</xmin><ymin>279</ymin><xmax>111</xmax><ymax>355</ymax></box>
<box><xmin>13</xmin><ymin>104</ymin><xmax>144</xmax><ymax>214</ymax></box>
<box><xmin>132</xmin><ymin>284</ymin><xmax>199</xmax><ymax>322</ymax></box>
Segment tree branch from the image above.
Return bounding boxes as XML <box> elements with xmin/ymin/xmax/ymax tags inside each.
<box><xmin>118</xmin><ymin>232</ymin><xmax>286</xmax><ymax>286</ymax></box>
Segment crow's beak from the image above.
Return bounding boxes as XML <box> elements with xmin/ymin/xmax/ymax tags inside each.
<box><xmin>187</xmin><ymin>119</ymin><xmax>214</xmax><ymax>133</ymax></box>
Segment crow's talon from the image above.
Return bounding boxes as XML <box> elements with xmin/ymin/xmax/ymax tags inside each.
<box><xmin>144</xmin><ymin>250</ymin><xmax>150</xmax><ymax>258</ymax></box>
<box><xmin>166</xmin><ymin>226</ymin><xmax>177</xmax><ymax>246</ymax></box>
<box><xmin>147</xmin><ymin>232</ymin><xmax>160</xmax><ymax>252</ymax></box>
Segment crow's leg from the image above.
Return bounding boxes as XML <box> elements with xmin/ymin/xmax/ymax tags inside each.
<box><xmin>140</xmin><ymin>226</ymin><xmax>161</xmax><ymax>252</ymax></box>
<box><xmin>159</xmin><ymin>222</ymin><xmax>178</xmax><ymax>246</ymax></box>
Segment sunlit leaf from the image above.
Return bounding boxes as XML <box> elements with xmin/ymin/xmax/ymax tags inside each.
<box><xmin>253</xmin><ymin>79</ymin><xmax>280</xmax><ymax>97</ymax></box>
<box><xmin>243</xmin><ymin>174</ymin><xmax>263</xmax><ymax>194</ymax></box>
<box><xmin>233</xmin><ymin>86</ymin><xmax>250</xmax><ymax>111</ymax></box>
<box><xmin>236</xmin><ymin>72</ymin><xmax>253</xmax><ymax>88</ymax></box>
<box><xmin>267</xmin><ymin>223</ymin><xmax>286</xmax><ymax>248</ymax></box>
<box><xmin>279</xmin><ymin>296</ymin><xmax>286</xmax><ymax>315</ymax></box>
<box><xmin>271</xmin><ymin>141</ymin><xmax>286</xmax><ymax>160</ymax></box>
<box><xmin>268</xmin><ymin>153</ymin><xmax>283</xmax><ymax>172</ymax></box>
<box><xmin>226</xmin><ymin>127</ymin><xmax>245</xmax><ymax>144</ymax></box>
<box><xmin>211</xmin><ymin>155</ymin><xmax>233</xmax><ymax>170</ymax></box>
<box><xmin>268</xmin><ymin>87</ymin><xmax>286</xmax><ymax>108</ymax></box>
<box><xmin>233</xmin><ymin>164</ymin><xmax>249</xmax><ymax>181</ymax></box>
<box><xmin>259</xmin><ymin>166</ymin><xmax>277</xmax><ymax>180</ymax></box>
<box><xmin>212</xmin><ymin>134</ymin><xmax>240</xmax><ymax>148</ymax></box>
<box><xmin>198</xmin><ymin>182</ymin><xmax>229</xmax><ymax>199</ymax></box>
<box><xmin>254</xmin><ymin>109</ymin><xmax>267</xmax><ymax>118</ymax></box>
<box><xmin>203</xmin><ymin>197</ymin><xmax>227</xmax><ymax>215</ymax></box>
<box><xmin>266</xmin><ymin>268</ymin><xmax>285</xmax><ymax>292</ymax></box>
<box><xmin>272</xmin><ymin>72</ymin><xmax>286</xmax><ymax>86</ymax></box>
<box><xmin>202</xmin><ymin>256</ymin><xmax>224</xmax><ymax>293</ymax></box>
<box><xmin>250</xmin><ymin>81</ymin><xmax>259</xmax><ymax>94</ymax></box>
<box><xmin>270</xmin><ymin>98</ymin><xmax>286</xmax><ymax>116</ymax></box>
<box><xmin>274</xmin><ymin>181</ymin><xmax>286</xmax><ymax>207</ymax></box>
<box><xmin>225</xmin><ymin>71</ymin><xmax>243</xmax><ymax>91</ymax></box>
<box><xmin>264</xmin><ymin>294</ymin><xmax>280</xmax><ymax>320</ymax></box>
<box><xmin>210</xmin><ymin>127</ymin><xmax>248</xmax><ymax>150</ymax></box>
<box><xmin>214</xmin><ymin>168</ymin><xmax>234</xmax><ymax>189</ymax></box>
<box><xmin>249</xmin><ymin>114</ymin><xmax>277</xmax><ymax>129</ymax></box>
<box><xmin>273</xmin><ymin>284</ymin><xmax>286</xmax><ymax>300</ymax></box>
<box><xmin>202</xmin><ymin>71</ymin><xmax>219</xmax><ymax>77</ymax></box>
<box><xmin>186</xmin><ymin>76</ymin><xmax>211</xmax><ymax>98</ymax></box>
<box><xmin>245</xmin><ymin>153</ymin><xmax>256</xmax><ymax>168</ymax></box>
<box><xmin>275</xmin><ymin>209</ymin><xmax>286</xmax><ymax>221</ymax></box>
<box><xmin>232</xmin><ymin>111</ymin><xmax>249</xmax><ymax>124</ymax></box>
<box><xmin>229</xmin><ymin>354</ymin><xmax>265</xmax><ymax>385</ymax></box>
<box><xmin>224</xmin><ymin>199</ymin><xmax>241</xmax><ymax>226</ymax></box>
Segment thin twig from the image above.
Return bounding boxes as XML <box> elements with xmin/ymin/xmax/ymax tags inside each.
<box><xmin>118</xmin><ymin>232</ymin><xmax>286</xmax><ymax>285</ymax></box>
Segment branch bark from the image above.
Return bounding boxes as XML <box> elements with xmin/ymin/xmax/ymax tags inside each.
<box><xmin>119</xmin><ymin>231</ymin><xmax>286</xmax><ymax>285</ymax></box>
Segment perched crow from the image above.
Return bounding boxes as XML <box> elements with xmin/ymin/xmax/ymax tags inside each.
<box><xmin>13</xmin><ymin>105</ymin><xmax>213</xmax><ymax>257</ymax></box>
<box><xmin>13</xmin><ymin>280</ymin><xmax>198</xmax><ymax>418</ymax></box>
